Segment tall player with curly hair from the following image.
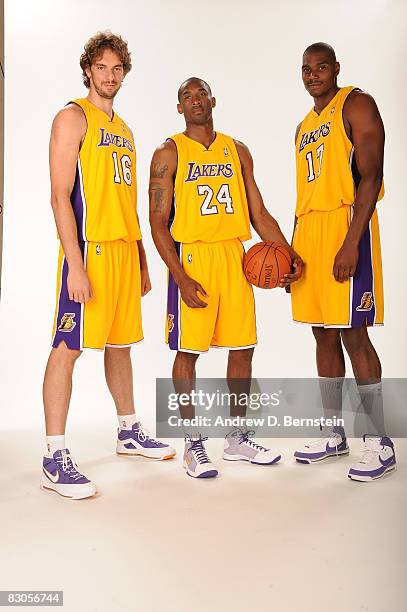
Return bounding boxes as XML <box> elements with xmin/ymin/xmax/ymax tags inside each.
<box><xmin>41</xmin><ymin>32</ymin><xmax>175</xmax><ymax>500</ymax></box>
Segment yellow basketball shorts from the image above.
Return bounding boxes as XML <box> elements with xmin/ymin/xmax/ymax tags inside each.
<box><xmin>52</xmin><ymin>240</ymin><xmax>143</xmax><ymax>350</ymax></box>
<box><xmin>291</xmin><ymin>205</ymin><xmax>384</xmax><ymax>327</ymax></box>
<box><xmin>166</xmin><ymin>238</ymin><xmax>257</xmax><ymax>353</ymax></box>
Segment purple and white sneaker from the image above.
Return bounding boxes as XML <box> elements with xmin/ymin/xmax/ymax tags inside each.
<box><xmin>294</xmin><ymin>426</ymin><xmax>349</xmax><ymax>463</ymax></box>
<box><xmin>223</xmin><ymin>429</ymin><xmax>281</xmax><ymax>465</ymax></box>
<box><xmin>41</xmin><ymin>449</ymin><xmax>97</xmax><ymax>500</ymax></box>
<box><xmin>183</xmin><ymin>435</ymin><xmax>218</xmax><ymax>478</ymax></box>
<box><xmin>116</xmin><ymin>421</ymin><xmax>176</xmax><ymax>460</ymax></box>
<box><xmin>348</xmin><ymin>436</ymin><xmax>396</xmax><ymax>482</ymax></box>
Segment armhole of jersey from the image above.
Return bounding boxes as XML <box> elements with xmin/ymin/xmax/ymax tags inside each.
<box><xmin>166</xmin><ymin>137</ymin><xmax>179</xmax><ymax>181</ymax></box>
<box><xmin>341</xmin><ymin>87</ymin><xmax>362</xmax><ymax>147</ymax></box>
<box><xmin>230</xmin><ymin>138</ymin><xmax>244</xmax><ymax>172</ymax></box>
<box><xmin>66</xmin><ymin>101</ymin><xmax>88</xmax><ymax>151</ymax></box>
<box><xmin>295</xmin><ymin>121</ymin><xmax>303</xmax><ymax>148</ymax></box>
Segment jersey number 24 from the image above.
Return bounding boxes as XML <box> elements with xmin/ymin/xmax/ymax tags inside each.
<box><xmin>198</xmin><ymin>184</ymin><xmax>234</xmax><ymax>216</ymax></box>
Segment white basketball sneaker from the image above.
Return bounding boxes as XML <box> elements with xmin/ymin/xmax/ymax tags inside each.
<box><xmin>183</xmin><ymin>435</ymin><xmax>218</xmax><ymax>478</ymax></box>
<box><xmin>348</xmin><ymin>435</ymin><xmax>396</xmax><ymax>481</ymax></box>
<box><xmin>223</xmin><ymin>428</ymin><xmax>281</xmax><ymax>464</ymax></box>
<box><xmin>294</xmin><ymin>426</ymin><xmax>349</xmax><ymax>463</ymax></box>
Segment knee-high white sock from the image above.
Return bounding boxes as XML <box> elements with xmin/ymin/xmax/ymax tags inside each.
<box><xmin>319</xmin><ymin>377</ymin><xmax>344</xmax><ymax>433</ymax></box>
<box><xmin>356</xmin><ymin>382</ymin><xmax>385</xmax><ymax>437</ymax></box>
<box><xmin>46</xmin><ymin>435</ymin><xmax>65</xmax><ymax>456</ymax></box>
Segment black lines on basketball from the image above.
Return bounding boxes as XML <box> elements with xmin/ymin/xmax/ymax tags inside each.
<box><xmin>243</xmin><ymin>242</ymin><xmax>267</xmax><ymax>273</ymax></box>
<box><xmin>243</xmin><ymin>242</ymin><xmax>292</xmax><ymax>289</ymax></box>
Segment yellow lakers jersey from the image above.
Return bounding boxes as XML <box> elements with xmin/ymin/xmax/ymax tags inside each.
<box><xmin>70</xmin><ymin>98</ymin><xmax>141</xmax><ymax>242</ymax></box>
<box><xmin>295</xmin><ymin>86</ymin><xmax>384</xmax><ymax>217</ymax></box>
<box><xmin>169</xmin><ymin>132</ymin><xmax>251</xmax><ymax>243</ymax></box>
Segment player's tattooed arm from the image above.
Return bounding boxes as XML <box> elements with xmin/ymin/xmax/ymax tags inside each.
<box><xmin>333</xmin><ymin>91</ymin><xmax>385</xmax><ymax>282</ymax></box>
<box><xmin>148</xmin><ymin>141</ymin><xmax>207</xmax><ymax>307</ymax></box>
<box><xmin>151</xmin><ymin>161</ymin><xmax>169</xmax><ymax>180</ymax></box>
<box><xmin>234</xmin><ymin>139</ymin><xmax>303</xmax><ymax>286</ymax></box>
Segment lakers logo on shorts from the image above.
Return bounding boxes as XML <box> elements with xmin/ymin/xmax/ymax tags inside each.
<box><xmin>58</xmin><ymin>313</ymin><xmax>76</xmax><ymax>332</ymax></box>
<box><xmin>168</xmin><ymin>314</ymin><xmax>175</xmax><ymax>333</ymax></box>
<box><xmin>356</xmin><ymin>292</ymin><xmax>374</xmax><ymax>312</ymax></box>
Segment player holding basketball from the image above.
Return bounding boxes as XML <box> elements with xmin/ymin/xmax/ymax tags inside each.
<box><xmin>288</xmin><ymin>42</ymin><xmax>396</xmax><ymax>480</ymax></box>
<box><xmin>149</xmin><ymin>77</ymin><xmax>303</xmax><ymax>478</ymax></box>
<box><xmin>41</xmin><ymin>32</ymin><xmax>175</xmax><ymax>499</ymax></box>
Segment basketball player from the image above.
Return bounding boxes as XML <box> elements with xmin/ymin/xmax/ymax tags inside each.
<box><xmin>288</xmin><ymin>42</ymin><xmax>396</xmax><ymax>480</ymax></box>
<box><xmin>149</xmin><ymin>77</ymin><xmax>303</xmax><ymax>478</ymax></box>
<box><xmin>41</xmin><ymin>32</ymin><xmax>175</xmax><ymax>500</ymax></box>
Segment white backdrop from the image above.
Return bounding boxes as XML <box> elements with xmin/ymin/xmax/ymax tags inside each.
<box><xmin>1</xmin><ymin>0</ymin><xmax>406</xmax><ymax>432</ymax></box>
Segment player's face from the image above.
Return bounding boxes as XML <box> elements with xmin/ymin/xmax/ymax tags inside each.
<box><xmin>87</xmin><ymin>48</ymin><xmax>125</xmax><ymax>99</ymax></box>
<box><xmin>302</xmin><ymin>52</ymin><xmax>339</xmax><ymax>98</ymax></box>
<box><xmin>177</xmin><ymin>81</ymin><xmax>216</xmax><ymax>125</ymax></box>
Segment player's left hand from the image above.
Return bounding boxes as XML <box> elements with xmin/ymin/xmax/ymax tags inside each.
<box><xmin>140</xmin><ymin>267</ymin><xmax>152</xmax><ymax>296</ymax></box>
<box><xmin>279</xmin><ymin>247</ymin><xmax>304</xmax><ymax>289</ymax></box>
<box><xmin>333</xmin><ymin>243</ymin><xmax>359</xmax><ymax>283</ymax></box>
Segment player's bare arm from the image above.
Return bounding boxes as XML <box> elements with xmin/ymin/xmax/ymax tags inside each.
<box><xmin>135</xmin><ymin>211</ymin><xmax>151</xmax><ymax>297</ymax></box>
<box><xmin>333</xmin><ymin>91</ymin><xmax>385</xmax><ymax>282</ymax></box>
<box><xmin>235</xmin><ymin>139</ymin><xmax>303</xmax><ymax>286</ymax></box>
<box><xmin>50</xmin><ymin>104</ymin><xmax>92</xmax><ymax>304</ymax></box>
<box><xmin>149</xmin><ymin>141</ymin><xmax>207</xmax><ymax>308</ymax></box>
<box><xmin>129</xmin><ymin>126</ymin><xmax>151</xmax><ymax>297</ymax></box>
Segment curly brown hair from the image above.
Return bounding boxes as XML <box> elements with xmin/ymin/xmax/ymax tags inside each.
<box><xmin>79</xmin><ymin>31</ymin><xmax>132</xmax><ymax>88</ymax></box>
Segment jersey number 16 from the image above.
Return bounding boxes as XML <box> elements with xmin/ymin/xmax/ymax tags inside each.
<box><xmin>112</xmin><ymin>152</ymin><xmax>132</xmax><ymax>186</ymax></box>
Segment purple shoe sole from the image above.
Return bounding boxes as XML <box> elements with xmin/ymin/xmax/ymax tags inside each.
<box><xmin>251</xmin><ymin>455</ymin><xmax>281</xmax><ymax>465</ymax></box>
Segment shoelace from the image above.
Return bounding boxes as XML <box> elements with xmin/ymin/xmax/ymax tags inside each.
<box><xmin>56</xmin><ymin>452</ymin><xmax>84</xmax><ymax>481</ymax></box>
<box><xmin>238</xmin><ymin>430</ymin><xmax>268</xmax><ymax>452</ymax></box>
<box><xmin>189</xmin><ymin>436</ymin><xmax>210</xmax><ymax>464</ymax></box>
<box><xmin>133</xmin><ymin>425</ymin><xmax>162</xmax><ymax>447</ymax></box>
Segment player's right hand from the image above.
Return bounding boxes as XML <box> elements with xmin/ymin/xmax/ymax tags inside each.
<box><xmin>178</xmin><ymin>276</ymin><xmax>208</xmax><ymax>308</ymax></box>
<box><xmin>67</xmin><ymin>267</ymin><xmax>93</xmax><ymax>304</ymax></box>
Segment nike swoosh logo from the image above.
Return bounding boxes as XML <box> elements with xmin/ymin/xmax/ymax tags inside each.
<box><xmin>379</xmin><ymin>455</ymin><xmax>395</xmax><ymax>467</ymax></box>
<box><xmin>326</xmin><ymin>443</ymin><xmax>343</xmax><ymax>453</ymax></box>
<box><xmin>43</xmin><ymin>467</ymin><xmax>59</xmax><ymax>483</ymax></box>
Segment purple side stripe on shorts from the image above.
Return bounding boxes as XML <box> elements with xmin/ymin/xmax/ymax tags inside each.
<box><xmin>71</xmin><ymin>161</ymin><xmax>86</xmax><ymax>242</ymax></box>
<box><xmin>52</xmin><ymin>243</ymin><xmax>84</xmax><ymax>350</ymax></box>
<box><xmin>351</xmin><ymin>222</ymin><xmax>376</xmax><ymax>327</ymax></box>
<box><xmin>167</xmin><ymin>241</ymin><xmax>181</xmax><ymax>350</ymax></box>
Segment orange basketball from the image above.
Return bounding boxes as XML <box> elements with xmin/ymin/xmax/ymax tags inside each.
<box><xmin>243</xmin><ymin>242</ymin><xmax>292</xmax><ymax>289</ymax></box>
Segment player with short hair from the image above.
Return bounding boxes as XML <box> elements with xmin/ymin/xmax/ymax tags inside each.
<box><xmin>288</xmin><ymin>42</ymin><xmax>396</xmax><ymax>480</ymax></box>
<box><xmin>42</xmin><ymin>31</ymin><xmax>175</xmax><ymax>500</ymax></box>
<box><xmin>149</xmin><ymin>77</ymin><xmax>303</xmax><ymax>478</ymax></box>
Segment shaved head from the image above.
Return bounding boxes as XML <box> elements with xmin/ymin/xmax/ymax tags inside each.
<box><xmin>178</xmin><ymin>77</ymin><xmax>212</xmax><ymax>102</ymax></box>
<box><xmin>303</xmin><ymin>42</ymin><xmax>336</xmax><ymax>63</ymax></box>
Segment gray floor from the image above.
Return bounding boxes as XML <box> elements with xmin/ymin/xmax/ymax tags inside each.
<box><xmin>0</xmin><ymin>431</ymin><xmax>405</xmax><ymax>612</ymax></box>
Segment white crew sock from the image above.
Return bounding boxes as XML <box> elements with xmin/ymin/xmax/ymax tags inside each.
<box><xmin>118</xmin><ymin>413</ymin><xmax>138</xmax><ymax>429</ymax></box>
<box><xmin>46</xmin><ymin>435</ymin><xmax>65</xmax><ymax>456</ymax></box>
<box><xmin>319</xmin><ymin>377</ymin><xmax>345</xmax><ymax>434</ymax></box>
